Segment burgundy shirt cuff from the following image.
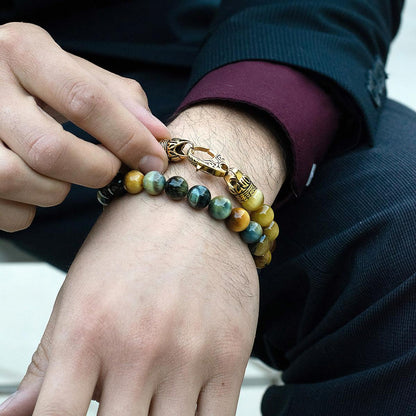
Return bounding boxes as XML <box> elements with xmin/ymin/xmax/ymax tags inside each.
<box><xmin>175</xmin><ymin>61</ymin><xmax>340</xmax><ymax>200</ymax></box>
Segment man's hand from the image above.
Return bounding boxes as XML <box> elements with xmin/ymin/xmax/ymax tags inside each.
<box><xmin>0</xmin><ymin>103</ymin><xmax>286</xmax><ymax>416</ymax></box>
<box><xmin>0</xmin><ymin>22</ymin><xmax>169</xmax><ymax>232</ymax></box>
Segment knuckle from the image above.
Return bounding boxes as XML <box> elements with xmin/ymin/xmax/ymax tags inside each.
<box><xmin>61</xmin><ymin>79</ymin><xmax>103</xmax><ymax>122</ymax></box>
<box><xmin>124</xmin><ymin>77</ymin><xmax>148</xmax><ymax>103</ymax></box>
<box><xmin>63</xmin><ymin>303</ymin><xmax>112</xmax><ymax>350</ymax></box>
<box><xmin>26</xmin><ymin>132</ymin><xmax>65</xmax><ymax>175</ymax></box>
<box><xmin>0</xmin><ymin>22</ymin><xmax>45</xmax><ymax>57</ymax></box>
<box><xmin>212</xmin><ymin>332</ymin><xmax>251</xmax><ymax>373</ymax></box>
<box><xmin>27</xmin><ymin>343</ymin><xmax>49</xmax><ymax>379</ymax></box>
<box><xmin>0</xmin><ymin>22</ymin><xmax>26</xmax><ymax>53</ymax></box>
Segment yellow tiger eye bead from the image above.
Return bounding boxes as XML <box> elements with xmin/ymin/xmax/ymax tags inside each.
<box><xmin>270</xmin><ymin>239</ymin><xmax>277</xmax><ymax>254</ymax></box>
<box><xmin>124</xmin><ymin>170</ymin><xmax>144</xmax><ymax>194</ymax></box>
<box><xmin>250</xmin><ymin>234</ymin><xmax>271</xmax><ymax>256</ymax></box>
<box><xmin>241</xmin><ymin>188</ymin><xmax>264</xmax><ymax>212</ymax></box>
<box><xmin>251</xmin><ymin>204</ymin><xmax>274</xmax><ymax>227</ymax></box>
<box><xmin>226</xmin><ymin>207</ymin><xmax>250</xmax><ymax>232</ymax></box>
<box><xmin>254</xmin><ymin>251</ymin><xmax>272</xmax><ymax>269</ymax></box>
<box><xmin>263</xmin><ymin>220</ymin><xmax>279</xmax><ymax>241</ymax></box>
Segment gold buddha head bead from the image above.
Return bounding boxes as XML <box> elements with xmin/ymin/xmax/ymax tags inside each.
<box><xmin>224</xmin><ymin>168</ymin><xmax>264</xmax><ymax>211</ymax></box>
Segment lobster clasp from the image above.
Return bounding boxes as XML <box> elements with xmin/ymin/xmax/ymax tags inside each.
<box><xmin>187</xmin><ymin>147</ymin><xmax>229</xmax><ymax>177</ymax></box>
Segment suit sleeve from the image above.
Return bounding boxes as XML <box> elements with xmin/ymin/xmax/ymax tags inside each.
<box><xmin>186</xmin><ymin>0</ymin><xmax>404</xmax><ymax>143</ymax></box>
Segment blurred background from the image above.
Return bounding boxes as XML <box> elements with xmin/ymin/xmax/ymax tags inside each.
<box><xmin>1</xmin><ymin>1</ymin><xmax>415</xmax><ymax>414</ymax></box>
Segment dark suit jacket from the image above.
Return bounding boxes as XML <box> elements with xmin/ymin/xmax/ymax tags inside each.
<box><xmin>0</xmin><ymin>0</ymin><xmax>405</xmax><ymax>144</ymax></box>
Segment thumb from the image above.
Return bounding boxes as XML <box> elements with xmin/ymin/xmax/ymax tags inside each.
<box><xmin>0</xmin><ymin>342</ymin><xmax>49</xmax><ymax>416</ymax></box>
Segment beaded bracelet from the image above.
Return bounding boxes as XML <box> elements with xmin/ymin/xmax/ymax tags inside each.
<box><xmin>97</xmin><ymin>170</ymin><xmax>278</xmax><ymax>269</ymax></box>
<box><xmin>160</xmin><ymin>138</ymin><xmax>265</xmax><ymax>211</ymax></box>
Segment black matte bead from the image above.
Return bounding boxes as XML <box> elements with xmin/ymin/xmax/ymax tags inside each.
<box><xmin>97</xmin><ymin>190</ymin><xmax>111</xmax><ymax>206</ymax></box>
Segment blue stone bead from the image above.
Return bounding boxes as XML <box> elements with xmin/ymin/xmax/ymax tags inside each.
<box><xmin>165</xmin><ymin>176</ymin><xmax>189</xmax><ymax>200</ymax></box>
<box><xmin>187</xmin><ymin>185</ymin><xmax>211</xmax><ymax>209</ymax></box>
<box><xmin>143</xmin><ymin>171</ymin><xmax>166</xmax><ymax>195</ymax></box>
<box><xmin>208</xmin><ymin>196</ymin><xmax>232</xmax><ymax>220</ymax></box>
<box><xmin>240</xmin><ymin>221</ymin><xmax>263</xmax><ymax>244</ymax></box>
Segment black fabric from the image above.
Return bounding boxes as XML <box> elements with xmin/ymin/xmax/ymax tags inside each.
<box><xmin>255</xmin><ymin>99</ymin><xmax>416</xmax><ymax>415</ymax></box>
<box><xmin>0</xmin><ymin>1</ymin><xmax>404</xmax><ymax>144</ymax></box>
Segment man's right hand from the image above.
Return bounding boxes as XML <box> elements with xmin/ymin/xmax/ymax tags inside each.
<box><xmin>0</xmin><ymin>22</ymin><xmax>169</xmax><ymax>232</ymax></box>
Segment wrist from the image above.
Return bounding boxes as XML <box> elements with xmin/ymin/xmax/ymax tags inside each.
<box><xmin>167</xmin><ymin>102</ymin><xmax>287</xmax><ymax>204</ymax></box>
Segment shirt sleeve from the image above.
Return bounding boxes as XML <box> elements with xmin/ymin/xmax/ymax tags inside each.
<box><xmin>183</xmin><ymin>0</ymin><xmax>404</xmax><ymax>146</ymax></box>
<box><xmin>175</xmin><ymin>60</ymin><xmax>340</xmax><ymax>199</ymax></box>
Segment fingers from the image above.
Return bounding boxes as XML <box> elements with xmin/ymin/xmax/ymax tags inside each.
<box><xmin>0</xmin><ymin>83</ymin><xmax>121</xmax><ymax>188</ymax></box>
<box><xmin>196</xmin><ymin>376</ymin><xmax>243</xmax><ymax>416</ymax></box>
<box><xmin>0</xmin><ymin>198</ymin><xmax>35</xmax><ymax>232</ymax></box>
<box><xmin>2</xmin><ymin>23</ymin><xmax>168</xmax><ymax>172</ymax></box>
<box><xmin>96</xmin><ymin>372</ymin><xmax>153</xmax><ymax>416</ymax></box>
<box><xmin>32</xmin><ymin>354</ymin><xmax>99</xmax><ymax>416</ymax></box>
<box><xmin>149</xmin><ymin>378</ymin><xmax>200</xmax><ymax>416</ymax></box>
<box><xmin>0</xmin><ymin>142</ymin><xmax>71</xmax><ymax>206</ymax></box>
<box><xmin>0</xmin><ymin>390</ymin><xmax>39</xmax><ymax>416</ymax></box>
<box><xmin>69</xmin><ymin>54</ymin><xmax>171</xmax><ymax>140</ymax></box>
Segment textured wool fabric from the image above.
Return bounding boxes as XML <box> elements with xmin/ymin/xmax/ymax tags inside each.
<box><xmin>186</xmin><ymin>0</ymin><xmax>404</xmax><ymax>143</ymax></box>
<box><xmin>254</xmin><ymin>99</ymin><xmax>416</xmax><ymax>415</ymax></box>
<box><xmin>0</xmin><ymin>1</ymin><xmax>404</xmax><ymax>144</ymax></box>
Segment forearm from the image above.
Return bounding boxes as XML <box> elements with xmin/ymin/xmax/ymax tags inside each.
<box><xmin>71</xmin><ymin>102</ymin><xmax>286</xmax><ymax>287</ymax></box>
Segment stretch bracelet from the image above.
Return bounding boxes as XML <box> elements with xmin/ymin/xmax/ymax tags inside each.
<box><xmin>97</xmin><ymin>170</ymin><xmax>279</xmax><ymax>269</ymax></box>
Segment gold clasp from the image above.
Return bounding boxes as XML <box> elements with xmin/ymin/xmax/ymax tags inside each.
<box><xmin>160</xmin><ymin>138</ymin><xmax>194</xmax><ymax>162</ymax></box>
<box><xmin>187</xmin><ymin>147</ymin><xmax>229</xmax><ymax>177</ymax></box>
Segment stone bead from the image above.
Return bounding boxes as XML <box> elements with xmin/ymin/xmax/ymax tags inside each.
<box><xmin>251</xmin><ymin>204</ymin><xmax>274</xmax><ymax>227</ymax></box>
<box><xmin>270</xmin><ymin>239</ymin><xmax>277</xmax><ymax>253</ymax></box>
<box><xmin>240</xmin><ymin>221</ymin><xmax>263</xmax><ymax>244</ymax></box>
<box><xmin>249</xmin><ymin>234</ymin><xmax>271</xmax><ymax>256</ymax></box>
<box><xmin>165</xmin><ymin>176</ymin><xmax>189</xmax><ymax>200</ymax></box>
<box><xmin>187</xmin><ymin>185</ymin><xmax>211</xmax><ymax>209</ymax></box>
<box><xmin>254</xmin><ymin>251</ymin><xmax>272</xmax><ymax>269</ymax></box>
<box><xmin>226</xmin><ymin>207</ymin><xmax>250</xmax><ymax>232</ymax></box>
<box><xmin>107</xmin><ymin>172</ymin><xmax>126</xmax><ymax>198</ymax></box>
<box><xmin>143</xmin><ymin>171</ymin><xmax>166</xmax><ymax>195</ymax></box>
<box><xmin>97</xmin><ymin>172</ymin><xmax>126</xmax><ymax>206</ymax></box>
<box><xmin>263</xmin><ymin>220</ymin><xmax>279</xmax><ymax>241</ymax></box>
<box><xmin>208</xmin><ymin>196</ymin><xmax>232</xmax><ymax>220</ymax></box>
<box><xmin>241</xmin><ymin>188</ymin><xmax>264</xmax><ymax>212</ymax></box>
<box><xmin>124</xmin><ymin>170</ymin><xmax>144</xmax><ymax>194</ymax></box>
<box><xmin>97</xmin><ymin>190</ymin><xmax>111</xmax><ymax>206</ymax></box>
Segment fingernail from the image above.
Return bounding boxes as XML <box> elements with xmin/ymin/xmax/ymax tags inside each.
<box><xmin>0</xmin><ymin>392</ymin><xmax>17</xmax><ymax>412</ymax></box>
<box><xmin>138</xmin><ymin>155</ymin><xmax>167</xmax><ymax>173</ymax></box>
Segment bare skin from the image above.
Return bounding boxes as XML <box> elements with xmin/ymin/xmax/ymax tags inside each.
<box><xmin>0</xmin><ymin>17</ymin><xmax>287</xmax><ymax>416</ymax></box>
<box><xmin>0</xmin><ymin>22</ymin><xmax>169</xmax><ymax>232</ymax></box>
<box><xmin>0</xmin><ymin>103</ymin><xmax>286</xmax><ymax>416</ymax></box>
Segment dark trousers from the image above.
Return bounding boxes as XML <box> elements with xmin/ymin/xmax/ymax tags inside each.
<box><xmin>256</xmin><ymin>99</ymin><xmax>416</xmax><ymax>415</ymax></box>
<box><xmin>1</xmin><ymin>67</ymin><xmax>415</xmax><ymax>414</ymax></box>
